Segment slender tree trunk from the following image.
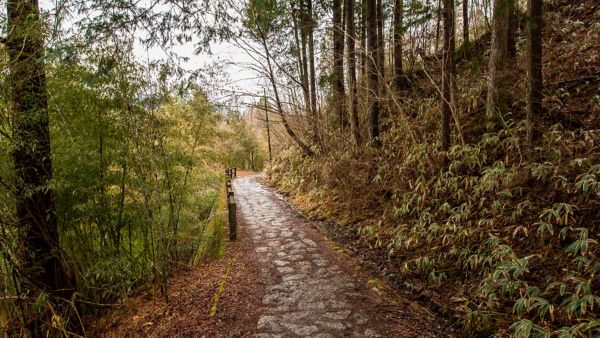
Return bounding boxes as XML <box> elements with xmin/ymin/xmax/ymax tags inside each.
<box><xmin>361</xmin><ymin>0</ymin><xmax>367</xmax><ymax>77</ymax></box>
<box><xmin>393</xmin><ymin>0</ymin><xmax>405</xmax><ymax>91</ymax></box>
<box><xmin>367</xmin><ymin>0</ymin><xmax>380</xmax><ymax>144</ymax></box>
<box><xmin>441</xmin><ymin>0</ymin><xmax>455</xmax><ymax>151</ymax></box>
<box><xmin>333</xmin><ymin>0</ymin><xmax>346</xmax><ymax>127</ymax></box>
<box><xmin>508</xmin><ymin>0</ymin><xmax>517</xmax><ymax>58</ymax></box>
<box><xmin>7</xmin><ymin>0</ymin><xmax>74</xmax><ymax>332</ymax></box>
<box><xmin>376</xmin><ymin>0</ymin><xmax>385</xmax><ymax>81</ymax></box>
<box><xmin>346</xmin><ymin>0</ymin><xmax>361</xmax><ymax>144</ymax></box>
<box><xmin>264</xmin><ymin>91</ymin><xmax>273</xmax><ymax>162</ymax></box>
<box><xmin>307</xmin><ymin>0</ymin><xmax>319</xmax><ymax>143</ymax></box>
<box><xmin>463</xmin><ymin>0</ymin><xmax>469</xmax><ymax>46</ymax></box>
<box><xmin>486</xmin><ymin>0</ymin><xmax>510</xmax><ymax>131</ymax></box>
<box><xmin>527</xmin><ymin>0</ymin><xmax>543</xmax><ymax>153</ymax></box>
<box><xmin>435</xmin><ymin>0</ymin><xmax>442</xmax><ymax>53</ymax></box>
<box><xmin>293</xmin><ymin>2</ymin><xmax>311</xmax><ymax>113</ymax></box>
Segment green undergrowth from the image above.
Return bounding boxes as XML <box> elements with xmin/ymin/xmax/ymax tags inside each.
<box><xmin>193</xmin><ymin>185</ymin><xmax>227</xmax><ymax>264</ymax></box>
<box><xmin>268</xmin><ymin>122</ymin><xmax>600</xmax><ymax>336</ymax></box>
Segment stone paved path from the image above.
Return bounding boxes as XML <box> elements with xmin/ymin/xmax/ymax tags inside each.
<box><xmin>234</xmin><ymin>175</ymin><xmax>387</xmax><ymax>337</ymax></box>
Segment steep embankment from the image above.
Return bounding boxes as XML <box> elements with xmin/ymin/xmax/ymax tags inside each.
<box><xmin>268</xmin><ymin>1</ymin><xmax>599</xmax><ymax>336</ymax></box>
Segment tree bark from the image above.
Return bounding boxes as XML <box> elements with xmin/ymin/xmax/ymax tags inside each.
<box><xmin>393</xmin><ymin>0</ymin><xmax>405</xmax><ymax>91</ymax></box>
<box><xmin>264</xmin><ymin>90</ymin><xmax>273</xmax><ymax>162</ymax></box>
<box><xmin>463</xmin><ymin>0</ymin><xmax>469</xmax><ymax>45</ymax></box>
<box><xmin>307</xmin><ymin>0</ymin><xmax>319</xmax><ymax>143</ymax></box>
<box><xmin>435</xmin><ymin>0</ymin><xmax>442</xmax><ymax>53</ymax></box>
<box><xmin>508</xmin><ymin>0</ymin><xmax>518</xmax><ymax>58</ymax></box>
<box><xmin>376</xmin><ymin>0</ymin><xmax>385</xmax><ymax>82</ymax></box>
<box><xmin>293</xmin><ymin>1</ymin><xmax>311</xmax><ymax>114</ymax></box>
<box><xmin>367</xmin><ymin>0</ymin><xmax>380</xmax><ymax>144</ymax></box>
<box><xmin>527</xmin><ymin>0</ymin><xmax>543</xmax><ymax>152</ymax></box>
<box><xmin>346</xmin><ymin>0</ymin><xmax>361</xmax><ymax>144</ymax></box>
<box><xmin>441</xmin><ymin>0</ymin><xmax>455</xmax><ymax>151</ymax></box>
<box><xmin>333</xmin><ymin>0</ymin><xmax>346</xmax><ymax>127</ymax></box>
<box><xmin>360</xmin><ymin>0</ymin><xmax>367</xmax><ymax>77</ymax></box>
<box><xmin>485</xmin><ymin>0</ymin><xmax>510</xmax><ymax>131</ymax></box>
<box><xmin>7</xmin><ymin>0</ymin><xmax>74</xmax><ymax>332</ymax></box>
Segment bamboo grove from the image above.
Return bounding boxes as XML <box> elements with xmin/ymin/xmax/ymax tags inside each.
<box><xmin>0</xmin><ymin>0</ymin><xmax>263</xmax><ymax>335</ymax></box>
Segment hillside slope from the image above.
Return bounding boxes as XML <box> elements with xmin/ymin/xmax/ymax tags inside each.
<box><xmin>267</xmin><ymin>1</ymin><xmax>600</xmax><ymax>336</ymax></box>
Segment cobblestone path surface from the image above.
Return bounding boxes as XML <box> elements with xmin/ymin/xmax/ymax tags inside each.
<box><xmin>234</xmin><ymin>175</ymin><xmax>420</xmax><ymax>337</ymax></box>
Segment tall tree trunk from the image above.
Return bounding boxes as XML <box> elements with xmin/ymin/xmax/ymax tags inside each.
<box><xmin>7</xmin><ymin>0</ymin><xmax>74</xmax><ymax>332</ymax></box>
<box><xmin>360</xmin><ymin>0</ymin><xmax>367</xmax><ymax>77</ymax></box>
<box><xmin>508</xmin><ymin>0</ymin><xmax>517</xmax><ymax>58</ymax></box>
<box><xmin>293</xmin><ymin>1</ymin><xmax>311</xmax><ymax>114</ymax></box>
<box><xmin>376</xmin><ymin>0</ymin><xmax>385</xmax><ymax>81</ymax></box>
<box><xmin>441</xmin><ymin>0</ymin><xmax>455</xmax><ymax>151</ymax></box>
<box><xmin>485</xmin><ymin>0</ymin><xmax>510</xmax><ymax>131</ymax></box>
<box><xmin>264</xmin><ymin>91</ymin><xmax>273</xmax><ymax>162</ymax></box>
<box><xmin>346</xmin><ymin>0</ymin><xmax>361</xmax><ymax>144</ymax></box>
<box><xmin>333</xmin><ymin>0</ymin><xmax>346</xmax><ymax>127</ymax></box>
<box><xmin>527</xmin><ymin>0</ymin><xmax>543</xmax><ymax>153</ymax></box>
<box><xmin>463</xmin><ymin>0</ymin><xmax>469</xmax><ymax>46</ymax></box>
<box><xmin>435</xmin><ymin>0</ymin><xmax>442</xmax><ymax>52</ymax></box>
<box><xmin>393</xmin><ymin>0</ymin><xmax>405</xmax><ymax>91</ymax></box>
<box><xmin>367</xmin><ymin>0</ymin><xmax>380</xmax><ymax>144</ymax></box>
<box><xmin>307</xmin><ymin>0</ymin><xmax>319</xmax><ymax>144</ymax></box>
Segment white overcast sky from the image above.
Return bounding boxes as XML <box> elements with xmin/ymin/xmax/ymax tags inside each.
<box><xmin>38</xmin><ymin>0</ymin><xmax>262</xmax><ymax>115</ymax></box>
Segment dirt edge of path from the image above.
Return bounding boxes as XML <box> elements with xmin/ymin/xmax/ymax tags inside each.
<box><xmin>88</xmin><ymin>224</ymin><xmax>264</xmax><ymax>337</ymax></box>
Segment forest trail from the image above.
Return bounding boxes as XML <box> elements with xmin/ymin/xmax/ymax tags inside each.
<box><xmin>235</xmin><ymin>174</ymin><xmax>447</xmax><ymax>337</ymax></box>
<box><xmin>91</xmin><ymin>174</ymin><xmax>449</xmax><ymax>337</ymax></box>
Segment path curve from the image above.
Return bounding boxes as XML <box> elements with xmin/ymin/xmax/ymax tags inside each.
<box><xmin>234</xmin><ymin>174</ymin><xmax>434</xmax><ymax>338</ymax></box>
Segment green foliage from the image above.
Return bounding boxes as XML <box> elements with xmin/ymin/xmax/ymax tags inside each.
<box><xmin>193</xmin><ymin>189</ymin><xmax>226</xmax><ymax>263</ymax></box>
<box><xmin>220</xmin><ymin>117</ymin><xmax>266</xmax><ymax>172</ymax></box>
<box><xmin>244</xmin><ymin>0</ymin><xmax>286</xmax><ymax>34</ymax></box>
<box><xmin>0</xmin><ymin>36</ymin><xmax>236</xmax><ymax>332</ymax></box>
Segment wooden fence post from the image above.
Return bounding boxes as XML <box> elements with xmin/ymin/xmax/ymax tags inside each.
<box><xmin>228</xmin><ymin>194</ymin><xmax>237</xmax><ymax>241</ymax></box>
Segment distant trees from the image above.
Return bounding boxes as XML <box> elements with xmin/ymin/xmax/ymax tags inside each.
<box><xmin>236</xmin><ymin>0</ymin><xmax>545</xmax><ymax>154</ymax></box>
<box><xmin>234</xmin><ymin>0</ymin><xmax>547</xmax><ymax>162</ymax></box>
<box><xmin>243</xmin><ymin>0</ymin><xmax>314</xmax><ymax>156</ymax></box>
